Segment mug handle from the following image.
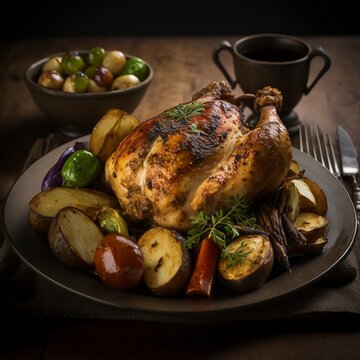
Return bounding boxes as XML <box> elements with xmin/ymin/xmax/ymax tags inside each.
<box><xmin>212</xmin><ymin>40</ymin><xmax>237</xmax><ymax>89</ymax></box>
<box><xmin>304</xmin><ymin>47</ymin><xmax>331</xmax><ymax>95</ymax></box>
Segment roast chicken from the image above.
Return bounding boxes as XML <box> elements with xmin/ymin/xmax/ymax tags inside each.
<box><xmin>105</xmin><ymin>82</ymin><xmax>292</xmax><ymax>231</ymax></box>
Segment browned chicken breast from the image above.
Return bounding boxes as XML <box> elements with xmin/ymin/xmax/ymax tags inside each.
<box><xmin>105</xmin><ymin>82</ymin><xmax>292</xmax><ymax>231</ymax></box>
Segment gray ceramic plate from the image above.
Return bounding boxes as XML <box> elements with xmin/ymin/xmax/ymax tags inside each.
<box><xmin>3</xmin><ymin>136</ymin><xmax>358</xmax><ymax>317</ymax></box>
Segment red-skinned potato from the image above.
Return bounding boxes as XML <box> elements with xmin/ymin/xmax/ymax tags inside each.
<box><xmin>94</xmin><ymin>234</ymin><xmax>144</xmax><ymax>290</ymax></box>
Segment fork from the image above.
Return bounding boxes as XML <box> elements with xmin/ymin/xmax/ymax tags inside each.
<box><xmin>299</xmin><ymin>123</ymin><xmax>341</xmax><ymax>179</ymax></box>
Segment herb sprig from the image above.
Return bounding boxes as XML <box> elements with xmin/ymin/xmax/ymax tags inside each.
<box><xmin>186</xmin><ymin>196</ymin><xmax>261</xmax><ymax>266</ymax></box>
<box><xmin>165</xmin><ymin>102</ymin><xmax>204</xmax><ymax>122</ymax></box>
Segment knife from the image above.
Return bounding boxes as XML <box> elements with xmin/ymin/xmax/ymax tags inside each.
<box><xmin>337</xmin><ymin>125</ymin><xmax>360</xmax><ymax>221</ymax></box>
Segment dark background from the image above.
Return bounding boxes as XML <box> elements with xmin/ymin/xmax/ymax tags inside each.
<box><xmin>2</xmin><ymin>0</ymin><xmax>358</xmax><ymax>39</ymax></box>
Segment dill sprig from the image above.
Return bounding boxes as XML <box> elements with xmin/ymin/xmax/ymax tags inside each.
<box><xmin>186</xmin><ymin>195</ymin><xmax>261</xmax><ymax>267</ymax></box>
<box><xmin>165</xmin><ymin>102</ymin><xmax>204</xmax><ymax>122</ymax></box>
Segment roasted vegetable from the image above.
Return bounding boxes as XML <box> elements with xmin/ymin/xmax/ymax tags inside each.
<box><xmin>61</xmin><ymin>54</ymin><xmax>85</xmax><ymax>76</ymax></box>
<box><xmin>94</xmin><ymin>234</ymin><xmax>144</xmax><ymax>290</ymax></box>
<box><xmin>61</xmin><ymin>150</ymin><xmax>101</xmax><ymax>188</ymax></box>
<box><xmin>218</xmin><ymin>235</ymin><xmax>274</xmax><ymax>293</ymax></box>
<box><xmin>301</xmin><ymin>177</ymin><xmax>328</xmax><ymax>216</ymax></box>
<box><xmin>41</xmin><ymin>141</ymin><xmax>86</xmax><ymax>191</ymax></box>
<box><xmin>87</xmin><ymin>47</ymin><xmax>106</xmax><ymax>66</ymax></box>
<box><xmin>37</xmin><ymin>70</ymin><xmax>64</xmax><ymax>90</ymax></box>
<box><xmin>138</xmin><ymin>227</ymin><xmax>191</xmax><ymax>296</ymax></box>
<box><xmin>119</xmin><ymin>57</ymin><xmax>149</xmax><ymax>81</ymax></box>
<box><xmin>97</xmin><ymin>206</ymin><xmax>129</xmax><ymax>237</ymax></box>
<box><xmin>48</xmin><ymin>207</ymin><xmax>104</xmax><ymax>268</ymax></box>
<box><xmin>282</xmin><ymin>181</ymin><xmax>301</xmax><ymax>223</ymax></box>
<box><xmin>42</xmin><ymin>56</ymin><xmax>63</xmax><ymax>74</ymax></box>
<box><xmin>89</xmin><ymin>109</ymin><xmax>127</xmax><ymax>155</ymax></box>
<box><xmin>293</xmin><ymin>212</ymin><xmax>328</xmax><ymax>243</ymax></box>
<box><xmin>102</xmin><ymin>50</ymin><xmax>126</xmax><ymax>75</ymax></box>
<box><xmin>111</xmin><ymin>74</ymin><xmax>140</xmax><ymax>90</ymax></box>
<box><xmin>186</xmin><ymin>237</ymin><xmax>220</xmax><ymax>298</ymax></box>
<box><xmin>29</xmin><ymin>187</ymin><xmax>118</xmax><ymax>234</ymax></box>
<box><xmin>97</xmin><ymin>114</ymin><xmax>139</xmax><ymax>162</ymax></box>
<box><xmin>287</xmin><ymin>160</ymin><xmax>302</xmax><ymax>176</ymax></box>
<box><xmin>291</xmin><ymin>178</ymin><xmax>316</xmax><ymax>209</ymax></box>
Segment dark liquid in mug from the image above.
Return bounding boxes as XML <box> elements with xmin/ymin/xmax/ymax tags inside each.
<box><xmin>242</xmin><ymin>48</ymin><xmax>303</xmax><ymax>62</ymax></box>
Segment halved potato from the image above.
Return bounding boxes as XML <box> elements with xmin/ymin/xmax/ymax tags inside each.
<box><xmin>138</xmin><ymin>227</ymin><xmax>191</xmax><ymax>296</ymax></box>
<box><xmin>29</xmin><ymin>187</ymin><xmax>118</xmax><ymax>234</ymax></box>
<box><xmin>218</xmin><ymin>235</ymin><xmax>274</xmax><ymax>294</ymax></box>
<box><xmin>48</xmin><ymin>207</ymin><xmax>104</xmax><ymax>268</ymax></box>
<box><xmin>89</xmin><ymin>109</ymin><xmax>127</xmax><ymax>155</ymax></box>
<box><xmin>284</xmin><ymin>181</ymin><xmax>301</xmax><ymax>223</ymax></box>
<box><xmin>97</xmin><ymin>114</ymin><xmax>139</xmax><ymax>162</ymax></box>
<box><xmin>293</xmin><ymin>212</ymin><xmax>328</xmax><ymax>243</ymax></box>
<box><xmin>291</xmin><ymin>178</ymin><xmax>317</xmax><ymax>209</ymax></box>
<box><xmin>302</xmin><ymin>177</ymin><xmax>328</xmax><ymax>216</ymax></box>
<box><xmin>287</xmin><ymin>160</ymin><xmax>302</xmax><ymax>176</ymax></box>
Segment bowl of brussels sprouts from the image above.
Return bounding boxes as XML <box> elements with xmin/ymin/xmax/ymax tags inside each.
<box><xmin>25</xmin><ymin>48</ymin><xmax>153</xmax><ymax>137</ymax></box>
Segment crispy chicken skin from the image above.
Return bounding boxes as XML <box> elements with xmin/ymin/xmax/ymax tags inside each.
<box><xmin>105</xmin><ymin>82</ymin><xmax>292</xmax><ymax>231</ymax></box>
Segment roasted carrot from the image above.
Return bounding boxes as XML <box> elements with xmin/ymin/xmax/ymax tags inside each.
<box><xmin>186</xmin><ymin>237</ymin><xmax>220</xmax><ymax>298</ymax></box>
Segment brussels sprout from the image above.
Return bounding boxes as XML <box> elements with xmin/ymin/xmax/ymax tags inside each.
<box><xmin>102</xmin><ymin>51</ymin><xmax>126</xmax><ymax>75</ymax></box>
<box><xmin>42</xmin><ymin>57</ymin><xmax>63</xmax><ymax>74</ymax></box>
<box><xmin>120</xmin><ymin>57</ymin><xmax>149</xmax><ymax>81</ymax></box>
<box><xmin>87</xmin><ymin>47</ymin><xmax>106</xmax><ymax>66</ymax></box>
<box><xmin>73</xmin><ymin>71</ymin><xmax>89</xmax><ymax>93</ymax></box>
<box><xmin>84</xmin><ymin>65</ymin><xmax>97</xmax><ymax>79</ymax></box>
<box><xmin>97</xmin><ymin>206</ymin><xmax>129</xmax><ymax>237</ymax></box>
<box><xmin>42</xmin><ymin>141</ymin><xmax>86</xmax><ymax>191</ymax></box>
<box><xmin>111</xmin><ymin>74</ymin><xmax>140</xmax><ymax>90</ymax></box>
<box><xmin>61</xmin><ymin>55</ymin><xmax>85</xmax><ymax>75</ymax></box>
<box><xmin>61</xmin><ymin>150</ymin><xmax>101</xmax><ymax>188</ymax></box>
<box><xmin>38</xmin><ymin>70</ymin><xmax>64</xmax><ymax>90</ymax></box>
<box><xmin>94</xmin><ymin>67</ymin><xmax>113</xmax><ymax>88</ymax></box>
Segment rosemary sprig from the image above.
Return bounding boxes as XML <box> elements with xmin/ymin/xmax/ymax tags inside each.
<box><xmin>188</xmin><ymin>123</ymin><xmax>204</xmax><ymax>134</ymax></box>
<box><xmin>221</xmin><ymin>241</ymin><xmax>250</xmax><ymax>270</ymax></box>
<box><xmin>185</xmin><ymin>195</ymin><xmax>261</xmax><ymax>267</ymax></box>
<box><xmin>165</xmin><ymin>102</ymin><xmax>204</xmax><ymax>122</ymax></box>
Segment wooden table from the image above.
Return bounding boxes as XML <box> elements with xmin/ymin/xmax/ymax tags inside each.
<box><xmin>1</xmin><ymin>36</ymin><xmax>360</xmax><ymax>359</ymax></box>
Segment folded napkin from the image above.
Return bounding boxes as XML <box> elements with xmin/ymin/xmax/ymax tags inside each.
<box><xmin>0</xmin><ymin>133</ymin><xmax>359</xmax><ymax>322</ymax></box>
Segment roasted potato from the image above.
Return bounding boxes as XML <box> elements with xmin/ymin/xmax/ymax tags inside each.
<box><xmin>48</xmin><ymin>207</ymin><xmax>104</xmax><ymax>268</ymax></box>
<box><xmin>97</xmin><ymin>114</ymin><xmax>139</xmax><ymax>162</ymax></box>
<box><xmin>94</xmin><ymin>234</ymin><xmax>144</xmax><ymax>290</ymax></box>
<box><xmin>301</xmin><ymin>177</ymin><xmax>328</xmax><ymax>216</ymax></box>
<box><xmin>293</xmin><ymin>212</ymin><xmax>328</xmax><ymax>243</ymax></box>
<box><xmin>138</xmin><ymin>227</ymin><xmax>192</xmax><ymax>296</ymax></box>
<box><xmin>29</xmin><ymin>187</ymin><xmax>118</xmax><ymax>234</ymax></box>
<box><xmin>89</xmin><ymin>109</ymin><xmax>139</xmax><ymax>162</ymax></box>
<box><xmin>89</xmin><ymin>109</ymin><xmax>127</xmax><ymax>155</ymax></box>
<box><xmin>218</xmin><ymin>235</ymin><xmax>274</xmax><ymax>293</ymax></box>
<box><xmin>287</xmin><ymin>160</ymin><xmax>302</xmax><ymax>176</ymax></box>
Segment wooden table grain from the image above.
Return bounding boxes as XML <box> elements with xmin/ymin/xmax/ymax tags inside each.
<box><xmin>1</xmin><ymin>36</ymin><xmax>360</xmax><ymax>359</ymax></box>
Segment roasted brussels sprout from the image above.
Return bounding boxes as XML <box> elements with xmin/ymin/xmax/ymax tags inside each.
<box><xmin>73</xmin><ymin>71</ymin><xmax>89</xmax><ymax>93</ymax></box>
<box><xmin>87</xmin><ymin>47</ymin><xmax>106</xmax><ymax>66</ymax></box>
<box><xmin>120</xmin><ymin>57</ymin><xmax>149</xmax><ymax>81</ymax></box>
<box><xmin>111</xmin><ymin>74</ymin><xmax>140</xmax><ymax>90</ymax></box>
<box><xmin>94</xmin><ymin>67</ymin><xmax>113</xmax><ymax>88</ymax></box>
<box><xmin>97</xmin><ymin>206</ymin><xmax>129</xmax><ymax>237</ymax></box>
<box><xmin>61</xmin><ymin>150</ymin><xmax>101</xmax><ymax>187</ymax></box>
<box><xmin>61</xmin><ymin>54</ymin><xmax>85</xmax><ymax>75</ymax></box>
<box><xmin>102</xmin><ymin>50</ymin><xmax>126</xmax><ymax>75</ymax></box>
<box><xmin>84</xmin><ymin>65</ymin><xmax>97</xmax><ymax>79</ymax></box>
<box><xmin>38</xmin><ymin>70</ymin><xmax>64</xmax><ymax>90</ymax></box>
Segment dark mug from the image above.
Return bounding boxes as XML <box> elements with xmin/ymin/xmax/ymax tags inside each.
<box><xmin>213</xmin><ymin>34</ymin><xmax>331</xmax><ymax>132</ymax></box>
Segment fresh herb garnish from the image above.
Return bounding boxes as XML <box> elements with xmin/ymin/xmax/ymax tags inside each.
<box><xmin>186</xmin><ymin>195</ymin><xmax>261</xmax><ymax>267</ymax></box>
<box><xmin>221</xmin><ymin>241</ymin><xmax>250</xmax><ymax>269</ymax></box>
<box><xmin>189</xmin><ymin>123</ymin><xmax>204</xmax><ymax>134</ymax></box>
<box><xmin>165</xmin><ymin>102</ymin><xmax>204</xmax><ymax>122</ymax></box>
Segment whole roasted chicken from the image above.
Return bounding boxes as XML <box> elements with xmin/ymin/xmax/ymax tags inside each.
<box><xmin>105</xmin><ymin>82</ymin><xmax>292</xmax><ymax>231</ymax></box>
